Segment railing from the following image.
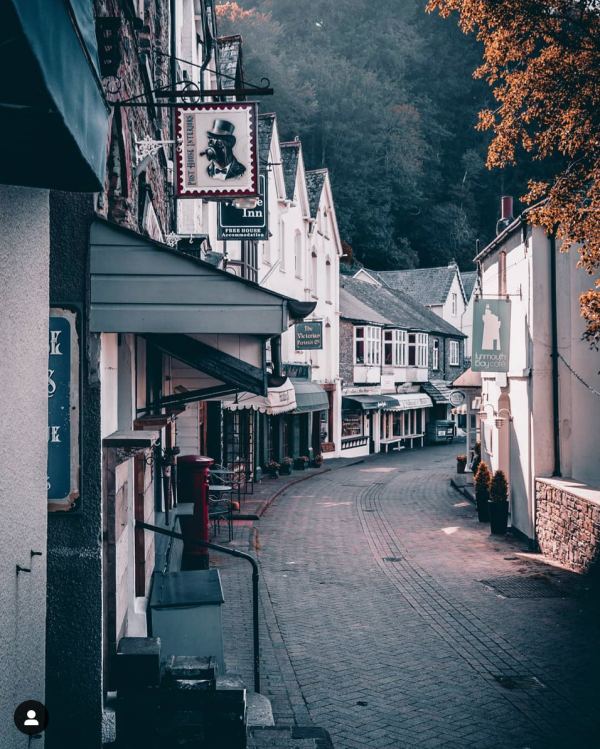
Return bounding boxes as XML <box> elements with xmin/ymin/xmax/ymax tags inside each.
<box><xmin>136</xmin><ymin>520</ymin><xmax>261</xmax><ymax>694</ymax></box>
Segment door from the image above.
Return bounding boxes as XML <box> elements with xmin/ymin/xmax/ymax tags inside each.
<box><xmin>368</xmin><ymin>412</ymin><xmax>375</xmax><ymax>453</ymax></box>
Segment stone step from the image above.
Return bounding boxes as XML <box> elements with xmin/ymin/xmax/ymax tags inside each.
<box><xmin>248</xmin><ymin>726</ymin><xmax>334</xmax><ymax>748</ymax></box>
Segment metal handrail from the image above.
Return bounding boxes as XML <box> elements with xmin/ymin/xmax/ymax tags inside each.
<box><xmin>136</xmin><ymin>520</ymin><xmax>260</xmax><ymax>693</ymax></box>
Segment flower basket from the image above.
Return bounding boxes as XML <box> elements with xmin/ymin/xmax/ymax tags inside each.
<box><xmin>456</xmin><ymin>455</ymin><xmax>467</xmax><ymax>474</ymax></box>
<box><xmin>294</xmin><ymin>456</ymin><xmax>309</xmax><ymax>471</ymax></box>
<box><xmin>488</xmin><ymin>470</ymin><xmax>509</xmax><ymax>535</ymax></box>
<box><xmin>281</xmin><ymin>457</ymin><xmax>293</xmax><ymax>476</ymax></box>
<box><xmin>312</xmin><ymin>454</ymin><xmax>324</xmax><ymax>468</ymax></box>
<box><xmin>474</xmin><ymin>461</ymin><xmax>492</xmax><ymax>523</ymax></box>
<box><xmin>266</xmin><ymin>460</ymin><xmax>280</xmax><ymax>479</ymax></box>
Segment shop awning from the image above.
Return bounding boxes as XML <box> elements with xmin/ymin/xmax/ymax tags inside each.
<box><xmin>452</xmin><ymin>396</ymin><xmax>481</xmax><ymax>416</ymax></box>
<box><xmin>387</xmin><ymin>393</ymin><xmax>434</xmax><ymax>411</ymax></box>
<box><xmin>452</xmin><ymin>367</ymin><xmax>482</xmax><ymax>390</ymax></box>
<box><xmin>225</xmin><ymin>379</ymin><xmax>297</xmax><ymax>415</ymax></box>
<box><xmin>342</xmin><ymin>394</ymin><xmax>399</xmax><ymax>411</ymax></box>
<box><xmin>1</xmin><ymin>0</ymin><xmax>109</xmax><ymax>190</ymax></box>
<box><xmin>420</xmin><ymin>381</ymin><xmax>453</xmax><ymax>405</ymax></box>
<box><xmin>142</xmin><ymin>333</ymin><xmax>267</xmax><ymax>397</ymax></box>
<box><xmin>291</xmin><ymin>379</ymin><xmax>330</xmax><ymax>413</ymax></box>
<box><xmin>90</xmin><ymin>219</ymin><xmax>313</xmax><ymax>335</ymax></box>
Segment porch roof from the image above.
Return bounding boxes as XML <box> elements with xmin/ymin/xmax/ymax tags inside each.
<box><xmin>89</xmin><ymin>219</ymin><xmax>312</xmax><ymax>336</ymax></box>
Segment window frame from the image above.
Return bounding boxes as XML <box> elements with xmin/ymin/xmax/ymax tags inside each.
<box><xmin>449</xmin><ymin>340</ymin><xmax>460</xmax><ymax>366</ymax></box>
<box><xmin>432</xmin><ymin>338</ymin><xmax>439</xmax><ymax>370</ymax></box>
<box><xmin>451</xmin><ymin>292</ymin><xmax>457</xmax><ymax>317</ymax></box>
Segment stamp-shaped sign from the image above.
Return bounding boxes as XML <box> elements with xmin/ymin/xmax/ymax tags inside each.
<box><xmin>175</xmin><ymin>103</ymin><xmax>259</xmax><ymax>198</ymax></box>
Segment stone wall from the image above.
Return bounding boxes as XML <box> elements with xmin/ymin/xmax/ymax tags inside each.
<box><xmin>339</xmin><ymin>320</ymin><xmax>355</xmax><ymax>385</ymax></box>
<box><xmin>535</xmin><ymin>478</ymin><xmax>600</xmax><ymax>574</ymax></box>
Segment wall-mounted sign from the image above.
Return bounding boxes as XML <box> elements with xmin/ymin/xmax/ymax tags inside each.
<box><xmin>295</xmin><ymin>322</ymin><xmax>323</xmax><ymax>350</ymax></box>
<box><xmin>48</xmin><ymin>308</ymin><xmax>80</xmax><ymax>512</ymax></box>
<box><xmin>218</xmin><ymin>174</ymin><xmax>268</xmax><ymax>240</ymax></box>
<box><xmin>449</xmin><ymin>390</ymin><xmax>465</xmax><ymax>407</ymax></box>
<box><xmin>472</xmin><ymin>299</ymin><xmax>511</xmax><ymax>373</ymax></box>
<box><xmin>175</xmin><ymin>102</ymin><xmax>259</xmax><ymax>199</ymax></box>
<box><xmin>282</xmin><ymin>363</ymin><xmax>311</xmax><ymax>379</ymax></box>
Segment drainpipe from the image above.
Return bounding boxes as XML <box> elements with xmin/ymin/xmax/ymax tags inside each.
<box><xmin>271</xmin><ymin>336</ymin><xmax>282</xmax><ymax>378</ymax></box>
<box><xmin>170</xmin><ymin>0</ymin><xmax>178</xmax><ymax>234</ymax></box>
<box><xmin>549</xmin><ymin>229</ymin><xmax>561</xmax><ymax>477</ymax></box>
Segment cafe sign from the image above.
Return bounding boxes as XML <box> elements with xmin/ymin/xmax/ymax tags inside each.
<box><xmin>295</xmin><ymin>321</ymin><xmax>323</xmax><ymax>350</ymax></box>
<box><xmin>218</xmin><ymin>174</ymin><xmax>268</xmax><ymax>240</ymax></box>
<box><xmin>48</xmin><ymin>308</ymin><xmax>80</xmax><ymax>512</ymax></box>
<box><xmin>472</xmin><ymin>299</ymin><xmax>511</xmax><ymax>373</ymax></box>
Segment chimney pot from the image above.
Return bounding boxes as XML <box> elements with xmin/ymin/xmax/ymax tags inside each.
<box><xmin>501</xmin><ymin>196</ymin><xmax>513</xmax><ymax>220</ymax></box>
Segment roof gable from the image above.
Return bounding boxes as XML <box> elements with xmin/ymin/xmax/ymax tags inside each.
<box><xmin>376</xmin><ymin>266</ymin><xmax>463</xmax><ymax>307</ymax></box>
<box><xmin>305</xmin><ymin>169</ymin><xmax>326</xmax><ymax>218</ymax></box>
<box><xmin>258</xmin><ymin>113</ymin><xmax>276</xmax><ymax>171</ymax></box>
<box><xmin>280</xmin><ymin>141</ymin><xmax>301</xmax><ymax>201</ymax></box>
<box><xmin>339</xmin><ymin>287</ymin><xmax>392</xmax><ymax>325</ymax></box>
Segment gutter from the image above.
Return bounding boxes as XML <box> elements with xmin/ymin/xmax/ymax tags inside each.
<box><xmin>549</xmin><ymin>230</ymin><xmax>561</xmax><ymax>477</ymax></box>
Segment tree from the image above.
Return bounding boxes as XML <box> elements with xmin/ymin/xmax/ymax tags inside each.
<box><xmin>427</xmin><ymin>0</ymin><xmax>600</xmax><ymax>345</ymax></box>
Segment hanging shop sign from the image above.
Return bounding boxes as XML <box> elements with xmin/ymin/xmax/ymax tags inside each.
<box><xmin>218</xmin><ymin>174</ymin><xmax>268</xmax><ymax>240</ymax></box>
<box><xmin>282</xmin><ymin>363</ymin><xmax>311</xmax><ymax>379</ymax></box>
<box><xmin>449</xmin><ymin>390</ymin><xmax>465</xmax><ymax>407</ymax></box>
<box><xmin>472</xmin><ymin>299</ymin><xmax>511</xmax><ymax>373</ymax></box>
<box><xmin>295</xmin><ymin>321</ymin><xmax>323</xmax><ymax>350</ymax></box>
<box><xmin>48</xmin><ymin>307</ymin><xmax>81</xmax><ymax>512</ymax></box>
<box><xmin>175</xmin><ymin>102</ymin><xmax>259</xmax><ymax>199</ymax></box>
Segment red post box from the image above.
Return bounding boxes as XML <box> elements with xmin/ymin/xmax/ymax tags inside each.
<box><xmin>177</xmin><ymin>455</ymin><xmax>214</xmax><ymax>570</ymax></box>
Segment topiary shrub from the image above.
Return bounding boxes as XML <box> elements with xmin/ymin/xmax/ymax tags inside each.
<box><xmin>474</xmin><ymin>461</ymin><xmax>492</xmax><ymax>495</ymax></box>
<box><xmin>490</xmin><ymin>469</ymin><xmax>509</xmax><ymax>502</ymax></box>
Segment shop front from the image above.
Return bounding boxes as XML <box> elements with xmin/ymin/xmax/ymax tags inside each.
<box><xmin>340</xmin><ymin>394</ymin><xmax>399</xmax><ymax>457</ymax></box>
<box><xmin>380</xmin><ymin>393</ymin><xmax>434</xmax><ymax>451</ymax></box>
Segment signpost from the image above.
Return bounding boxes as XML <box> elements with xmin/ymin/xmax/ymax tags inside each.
<box><xmin>295</xmin><ymin>322</ymin><xmax>323</xmax><ymax>350</ymax></box>
<box><xmin>449</xmin><ymin>390</ymin><xmax>465</xmax><ymax>407</ymax></box>
<box><xmin>48</xmin><ymin>308</ymin><xmax>80</xmax><ymax>512</ymax></box>
<box><xmin>472</xmin><ymin>299</ymin><xmax>511</xmax><ymax>373</ymax></box>
<box><xmin>218</xmin><ymin>174</ymin><xmax>268</xmax><ymax>240</ymax></box>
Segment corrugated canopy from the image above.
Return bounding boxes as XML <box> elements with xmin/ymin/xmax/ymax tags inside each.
<box><xmin>291</xmin><ymin>379</ymin><xmax>329</xmax><ymax>413</ymax></box>
<box><xmin>225</xmin><ymin>379</ymin><xmax>297</xmax><ymax>415</ymax></box>
<box><xmin>387</xmin><ymin>393</ymin><xmax>433</xmax><ymax>411</ymax></box>
<box><xmin>342</xmin><ymin>395</ymin><xmax>399</xmax><ymax>411</ymax></box>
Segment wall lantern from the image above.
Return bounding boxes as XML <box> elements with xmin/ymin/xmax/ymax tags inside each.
<box><xmin>478</xmin><ymin>403</ymin><xmax>512</xmax><ymax>428</ymax></box>
<box><xmin>232</xmin><ymin>197</ymin><xmax>259</xmax><ymax>210</ymax></box>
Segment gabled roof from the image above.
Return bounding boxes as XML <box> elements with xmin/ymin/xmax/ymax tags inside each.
<box><xmin>339</xmin><ymin>287</ymin><xmax>392</xmax><ymax>326</ymax></box>
<box><xmin>461</xmin><ymin>271</ymin><xmax>478</xmax><ymax>300</ymax></box>
<box><xmin>374</xmin><ymin>265</ymin><xmax>463</xmax><ymax>307</ymax></box>
<box><xmin>280</xmin><ymin>141</ymin><xmax>301</xmax><ymax>200</ymax></box>
<box><xmin>258</xmin><ymin>113</ymin><xmax>276</xmax><ymax>170</ymax></box>
<box><xmin>340</xmin><ymin>277</ymin><xmax>466</xmax><ymax>338</ymax></box>
<box><xmin>305</xmin><ymin>169</ymin><xmax>327</xmax><ymax>218</ymax></box>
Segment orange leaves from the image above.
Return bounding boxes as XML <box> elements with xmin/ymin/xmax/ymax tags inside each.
<box><xmin>430</xmin><ymin>0</ymin><xmax>600</xmax><ymax>344</ymax></box>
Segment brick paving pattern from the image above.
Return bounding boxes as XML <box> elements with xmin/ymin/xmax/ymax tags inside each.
<box><xmin>214</xmin><ymin>443</ymin><xmax>600</xmax><ymax>749</ymax></box>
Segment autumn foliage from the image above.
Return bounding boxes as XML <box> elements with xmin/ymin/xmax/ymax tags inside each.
<box><xmin>427</xmin><ymin>0</ymin><xmax>600</xmax><ymax>344</ymax></box>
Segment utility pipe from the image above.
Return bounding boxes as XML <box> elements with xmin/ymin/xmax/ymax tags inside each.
<box><xmin>549</xmin><ymin>230</ymin><xmax>561</xmax><ymax>477</ymax></box>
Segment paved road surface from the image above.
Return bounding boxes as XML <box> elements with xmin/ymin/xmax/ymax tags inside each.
<box><xmin>218</xmin><ymin>443</ymin><xmax>600</xmax><ymax>749</ymax></box>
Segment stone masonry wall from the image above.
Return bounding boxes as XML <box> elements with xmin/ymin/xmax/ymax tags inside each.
<box><xmin>536</xmin><ymin>479</ymin><xmax>600</xmax><ymax>574</ymax></box>
<box><xmin>339</xmin><ymin>320</ymin><xmax>355</xmax><ymax>385</ymax></box>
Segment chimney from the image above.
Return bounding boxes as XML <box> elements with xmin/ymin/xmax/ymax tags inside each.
<box><xmin>496</xmin><ymin>196</ymin><xmax>514</xmax><ymax>235</ymax></box>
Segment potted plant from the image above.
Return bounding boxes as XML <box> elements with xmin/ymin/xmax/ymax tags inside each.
<box><xmin>266</xmin><ymin>460</ymin><xmax>280</xmax><ymax>479</ymax></box>
<box><xmin>281</xmin><ymin>457</ymin><xmax>293</xmax><ymax>476</ymax></box>
<box><xmin>456</xmin><ymin>454</ymin><xmax>468</xmax><ymax>474</ymax></box>
<box><xmin>488</xmin><ymin>469</ymin><xmax>509</xmax><ymax>535</ymax></box>
<box><xmin>313</xmin><ymin>454</ymin><xmax>324</xmax><ymax>468</ymax></box>
<box><xmin>474</xmin><ymin>461</ymin><xmax>492</xmax><ymax>523</ymax></box>
<box><xmin>294</xmin><ymin>456</ymin><xmax>309</xmax><ymax>470</ymax></box>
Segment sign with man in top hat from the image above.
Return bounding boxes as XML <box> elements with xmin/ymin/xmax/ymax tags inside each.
<box><xmin>175</xmin><ymin>102</ymin><xmax>259</xmax><ymax>198</ymax></box>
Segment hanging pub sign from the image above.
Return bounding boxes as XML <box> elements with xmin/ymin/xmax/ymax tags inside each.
<box><xmin>218</xmin><ymin>174</ymin><xmax>268</xmax><ymax>240</ymax></box>
<box><xmin>48</xmin><ymin>307</ymin><xmax>81</xmax><ymax>512</ymax></box>
<box><xmin>472</xmin><ymin>299</ymin><xmax>511</xmax><ymax>373</ymax></box>
<box><xmin>295</xmin><ymin>321</ymin><xmax>323</xmax><ymax>350</ymax></box>
<box><xmin>175</xmin><ymin>102</ymin><xmax>259</xmax><ymax>199</ymax></box>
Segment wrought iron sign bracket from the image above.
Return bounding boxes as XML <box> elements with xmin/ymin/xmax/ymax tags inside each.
<box><xmin>135</xmin><ymin>136</ymin><xmax>182</xmax><ymax>166</ymax></box>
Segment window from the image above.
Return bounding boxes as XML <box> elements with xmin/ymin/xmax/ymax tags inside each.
<box><xmin>433</xmin><ymin>339</ymin><xmax>439</xmax><ymax>370</ymax></box>
<box><xmin>279</xmin><ymin>216</ymin><xmax>286</xmax><ymax>271</ymax></box>
<box><xmin>450</xmin><ymin>340</ymin><xmax>460</xmax><ymax>366</ymax></box>
<box><xmin>342</xmin><ymin>411</ymin><xmax>363</xmax><ymax>438</ymax></box>
<box><xmin>408</xmin><ymin>333</ymin><xmax>428</xmax><ymax>367</ymax></box>
<box><xmin>326</xmin><ymin>259</ymin><xmax>332</xmax><ymax>302</ymax></box>
<box><xmin>394</xmin><ymin>330</ymin><xmax>407</xmax><ymax>366</ymax></box>
<box><xmin>294</xmin><ymin>231</ymin><xmax>302</xmax><ymax>278</ymax></box>
<box><xmin>355</xmin><ymin>326</ymin><xmax>380</xmax><ymax>365</ymax></box>
<box><xmin>311</xmin><ymin>250</ymin><xmax>318</xmax><ymax>297</ymax></box>
<box><xmin>451</xmin><ymin>292</ymin><xmax>457</xmax><ymax>316</ymax></box>
<box><xmin>384</xmin><ymin>331</ymin><xmax>393</xmax><ymax>365</ymax></box>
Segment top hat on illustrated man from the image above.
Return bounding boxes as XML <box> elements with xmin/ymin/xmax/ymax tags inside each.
<box><xmin>202</xmin><ymin>120</ymin><xmax>246</xmax><ymax>181</ymax></box>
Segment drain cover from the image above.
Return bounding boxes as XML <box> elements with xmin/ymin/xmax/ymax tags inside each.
<box><xmin>383</xmin><ymin>557</ymin><xmax>403</xmax><ymax>562</ymax></box>
<box><xmin>493</xmin><ymin>675</ymin><xmax>546</xmax><ymax>690</ymax></box>
<box><xmin>481</xmin><ymin>576</ymin><xmax>564</xmax><ymax>598</ymax></box>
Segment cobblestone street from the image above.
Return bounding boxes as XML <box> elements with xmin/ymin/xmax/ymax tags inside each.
<box><xmin>215</xmin><ymin>443</ymin><xmax>600</xmax><ymax>749</ymax></box>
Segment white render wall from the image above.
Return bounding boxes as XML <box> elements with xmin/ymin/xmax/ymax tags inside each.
<box><xmin>0</xmin><ymin>186</ymin><xmax>49</xmax><ymax>748</ymax></box>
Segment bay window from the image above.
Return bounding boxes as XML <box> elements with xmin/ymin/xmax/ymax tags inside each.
<box><xmin>385</xmin><ymin>330</ymin><xmax>408</xmax><ymax>366</ymax></box>
<box><xmin>408</xmin><ymin>333</ymin><xmax>428</xmax><ymax>367</ymax></box>
<box><xmin>356</xmin><ymin>326</ymin><xmax>381</xmax><ymax>365</ymax></box>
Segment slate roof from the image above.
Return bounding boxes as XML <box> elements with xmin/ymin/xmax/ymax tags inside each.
<box><xmin>339</xmin><ymin>287</ymin><xmax>392</xmax><ymax>326</ymax></box>
<box><xmin>374</xmin><ymin>266</ymin><xmax>462</xmax><ymax>307</ymax></box>
<box><xmin>280</xmin><ymin>142</ymin><xmax>301</xmax><ymax>200</ymax></box>
<box><xmin>340</xmin><ymin>277</ymin><xmax>466</xmax><ymax>338</ymax></box>
<box><xmin>217</xmin><ymin>36</ymin><xmax>243</xmax><ymax>94</ymax></box>
<box><xmin>203</xmin><ymin>251</ymin><xmax>224</xmax><ymax>268</ymax></box>
<box><xmin>461</xmin><ymin>271</ymin><xmax>478</xmax><ymax>300</ymax></box>
<box><xmin>258</xmin><ymin>113</ymin><xmax>276</xmax><ymax>170</ymax></box>
<box><xmin>305</xmin><ymin>170</ymin><xmax>327</xmax><ymax>218</ymax></box>
<box><xmin>421</xmin><ymin>380</ymin><xmax>453</xmax><ymax>405</ymax></box>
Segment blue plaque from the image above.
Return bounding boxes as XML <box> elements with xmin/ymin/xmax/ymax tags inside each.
<box><xmin>48</xmin><ymin>309</ymin><xmax>80</xmax><ymax>511</ymax></box>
